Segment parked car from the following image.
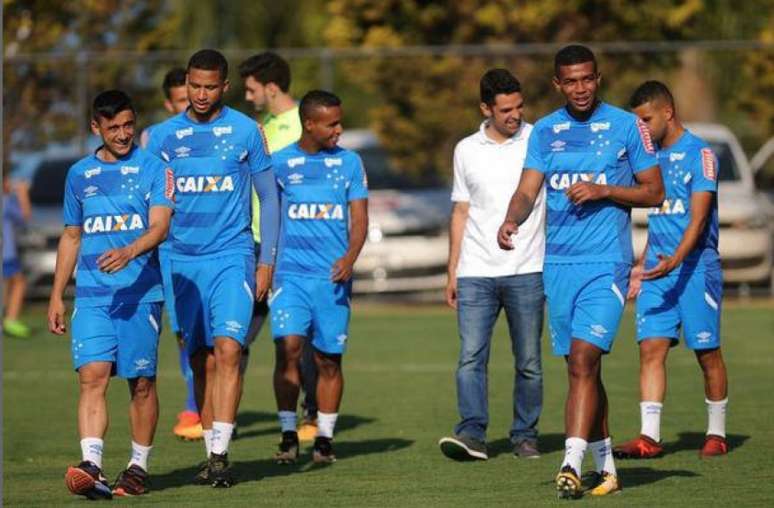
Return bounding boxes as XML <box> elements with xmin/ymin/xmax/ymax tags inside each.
<box><xmin>751</xmin><ymin>136</ymin><xmax>774</xmax><ymax>220</ymax></box>
<box><xmin>632</xmin><ymin>123</ymin><xmax>773</xmax><ymax>286</ymax></box>
<box><xmin>339</xmin><ymin>130</ymin><xmax>450</xmax><ymax>293</ymax></box>
<box><xmin>11</xmin><ymin>146</ymin><xmax>85</xmax><ymax>298</ymax></box>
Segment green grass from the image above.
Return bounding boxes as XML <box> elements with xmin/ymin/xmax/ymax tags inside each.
<box><xmin>4</xmin><ymin>300</ymin><xmax>774</xmax><ymax>506</ymax></box>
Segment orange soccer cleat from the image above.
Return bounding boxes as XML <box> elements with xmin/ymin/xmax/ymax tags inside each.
<box><xmin>613</xmin><ymin>435</ymin><xmax>663</xmax><ymax>459</ymax></box>
<box><xmin>173</xmin><ymin>410</ymin><xmax>203</xmax><ymax>441</ymax></box>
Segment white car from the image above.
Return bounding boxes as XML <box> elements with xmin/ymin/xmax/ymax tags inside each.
<box><xmin>632</xmin><ymin>123</ymin><xmax>773</xmax><ymax>286</ymax></box>
<box><xmin>339</xmin><ymin>130</ymin><xmax>450</xmax><ymax>293</ymax></box>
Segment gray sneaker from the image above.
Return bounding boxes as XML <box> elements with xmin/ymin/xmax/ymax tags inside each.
<box><xmin>513</xmin><ymin>439</ymin><xmax>541</xmax><ymax>459</ymax></box>
<box><xmin>438</xmin><ymin>434</ymin><xmax>488</xmax><ymax>460</ymax></box>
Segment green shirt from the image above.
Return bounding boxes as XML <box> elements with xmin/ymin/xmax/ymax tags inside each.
<box><xmin>252</xmin><ymin>105</ymin><xmax>302</xmax><ymax>243</ymax></box>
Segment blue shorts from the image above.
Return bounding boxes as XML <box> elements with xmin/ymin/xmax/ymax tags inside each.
<box><xmin>158</xmin><ymin>248</ymin><xmax>179</xmax><ymax>333</ymax></box>
<box><xmin>270</xmin><ymin>274</ymin><xmax>352</xmax><ymax>355</ymax></box>
<box><xmin>636</xmin><ymin>267</ymin><xmax>722</xmax><ymax>350</ymax></box>
<box><xmin>71</xmin><ymin>302</ymin><xmax>162</xmax><ymax>378</ymax></box>
<box><xmin>171</xmin><ymin>254</ymin><xmax>255</xmax><ymax>355</ymax></box>
<box><xmin>3</xmin><ymin>258</ymin><xmax>21</xmax><ymax>277</ymax></box>
<box><xmin>544</xmin><ymin>263</ymin><xmax>630</xmax><ymax>356</ymax></box>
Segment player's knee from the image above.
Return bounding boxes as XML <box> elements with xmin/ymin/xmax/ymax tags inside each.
<box><xmin>566</xmin><ymin>355</ymin><xmax>597</xmax><ymax>381</ymax></box>
<box><xmin>696</xmin><ymin>348</ymin><xmax>724</xmax><ymax>372</ymax></box>
<box><xmin>315</xmin><ymin>354</ymin><xmax>341</xmax><ymax>379</ymax></box>
<box><xmin>130</xmin><ymin>377</ymin><xmax>156</xmax><ymax>400</ymax></box>
<box><xmin>214</xmin><ymin>338</ymin><xmax>242</xmax><ymax>367</ymax></box>
<box><xmin>78</xmin><ymin>366</ymin><xmax>110</xmax><ymax>394</ymax></box>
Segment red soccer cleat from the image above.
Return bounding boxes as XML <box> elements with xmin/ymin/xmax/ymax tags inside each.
<box><xmin>700</xmin><ymin>434</ymin><xmax>728</xmax><ymax>457</ymax></box>
<box><xmin>613</xmin><ymin>434</ymin><xmax>663</xmax><ymax>459</ymax></box>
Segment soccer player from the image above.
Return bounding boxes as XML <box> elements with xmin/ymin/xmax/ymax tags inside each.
<box><xmin>237</xmin><ymin>52</ymin><xmax>317</xmax><ymax>442</ymax></box>
<box><xmin>497</xmin><ymin>45</ymin><xmax>664</xmax><ymax>499</ymax></box>
<box><xmin>139</xmin><ymin>67</ymin><xmax>189</xmax><ymax>148</ymax></box>
<box><xmin>439</xmin><ymin>69</ymin><xmax>546</xmax><ymax>461</ymax></box>
<box><xmin>141</xmin><ymin>66</ymin><xmax>203</xmax><ymax>442</ymax></box>
<box><xmin>145</xmin><ymin>49</ymin><xmax>280</xmax><ymax>487</ymax></box>
<box><xmin>3</xmin><ymin>172</ymin><xmax>32</xmax><ymax>338</ymax></box>
<box><xmin>613</xmin><ymin>80</ymin><xmax>728</xmax><ymax>459</ymax></box>
<box><xmin>270</xmin><ymin>90</ymin><xmax>368</xmax><ymax>464</ymax></box>
<box><xmin>49</xmin><ymin>90</ymin><xmax>174</xmax><ymax>499</ymax></box>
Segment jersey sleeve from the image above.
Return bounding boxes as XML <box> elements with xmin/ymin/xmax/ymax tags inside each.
<box><xmin>62</xmin><ymin>169</ymin><xmax>82</xmax><ymax>226</ymax></box>
<box><xmin>144</xmin><ymin>127</ymin><xmax>165</xmax><ymax>160</ymax></box>
<box><xmin>450</xmin><ymin>142</ymin><xmax>470</xmax><ymax>202</ymax></box>
<box><xmin>347</xmin><ymin>154</ymin><xmax>369</xmax><ymax>201</ymax></box>
<box><xmin>149</xmin><ymin>158</ymin><xmax>175</xmax><ymax>209</ymax></box>
<box><xmin>690</xmin><ymin>147</ymin><xmax>719</xmax><ymax>193</ymax></box>
<box><xmin>626</xmin><ymin>118</ymin><xmax>659</xmax><ymax>173</ymax></box>
<box><xmin>248</xmin><ymin>124</ymin><xmax>273</xmax><ymax>175</ymax></box>
<box><xmin>524</xmin><ymin>127</ymin><xmax>546</xmax><ymax>173</ymax></box>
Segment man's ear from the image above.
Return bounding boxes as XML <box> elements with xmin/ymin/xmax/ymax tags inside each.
<box><xmin>90</xmin><ymin>118</ymin><xmax>101</xmax><ymax>136</ymax></box>
<box><xmin>480</xmin><ymin>102</ymin><xmax>493</xmax><ymax>119</ymax></box>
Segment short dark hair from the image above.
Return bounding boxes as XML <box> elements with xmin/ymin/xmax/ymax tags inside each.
<box><xmin>187</xmin><ymin>49</ymin><xmax>228</xmax><ymax>80</ymax></box>
<box><xmin>480</xmin><ymin>68</ymin><xmax>522</xmax><ymax>106</ymax></box>
<box><xmin>554</xmin><ymin>44</ymin><xmax>597</xmax><ymax>77</ymax></box>
<box><xmin>92</xmin><ymin>90</ymin><xmax>134</xmax><ymax>121</ymax></box>
<box><xmin>238</xmin><ymin>52</ymin><xmax>291</xmax><ymax>92</ymax></box>
<box><xmin>299</xmin><ymin>90</ymin><xmax>341</xmax><ymax>120</ymax></box>
<box><xmin>629</xmin><ymin>80</ymin><xmax>675</xmax><ymax>109</ymax></box>
<box><xmin>162</xmin><ymin>67</ymin><xmax>187</xmax><ymax>99</ymax></box>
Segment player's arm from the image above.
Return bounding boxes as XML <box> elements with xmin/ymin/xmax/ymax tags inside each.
<box><xmin>446</xmin><ymin>201</ymin><xmax>469</xmax><ymax>309</ymax></box>
<box><xmin>252</xmin><ymin>168</ymin><xmax>280</xmax><ymax>300</ymax></box>
<box><xmin>643</xmin><ymin>191</ymin><xmax>713</xmax><ymax>280</ymax></box>
<box><xmin>98</xmin><ymin>205</ymin><xmax>172</xmax><ymax>274</ymax></box>
<box><xmin>497</xmin><ymin>169</ymin><xmax>545</xmax><ymax>250</ymax></box>
<box><xmin>566</xmin><ymin>165</ymin><xmax>664</xmax><ymax>207</ymax></box>
<box><xmin>331</xmin><ymin>199</ymin><xmax>368</xmax><ymax>282</ymax></box>
<box><xmin>48</xmin><ymin>226</ymin><xmax>81</xmax><ymax>335</ymax></box>
<box><xmin>628</xmin><ymin>238</ymin><xmax>649</xmax><ymax>299</ymax></box>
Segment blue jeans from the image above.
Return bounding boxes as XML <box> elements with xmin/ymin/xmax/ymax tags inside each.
<box><xmin>454</xmin><ymin>273</ymin><xmax>544</xmax><ymax>443</ymax></box>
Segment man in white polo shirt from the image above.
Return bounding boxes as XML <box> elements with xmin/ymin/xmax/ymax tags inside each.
<box><xmin>439</xmin><ymin>68</ymin><xmax>546</xmax><ymax>461</ymax></box>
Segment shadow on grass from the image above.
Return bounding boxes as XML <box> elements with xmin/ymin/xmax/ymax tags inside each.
<box><xmin>663</xmin><ymin>432</ymin><xmax>749</xmax><ymax>454</ymax></box>
<box><xmin>619</xmin><ymin>466</ymin><xmax>700</xmax><ymax>488</ymax></box>
<box><xmin>235</xmin><ymin>410</ymin><xmax>276</xmax><ymax>427</ymax></box>
<box><xmin>152</xmin><ymin>437</ymin><xmax>414</xmax><ymax>490</ymax></box>
<box><xmin>235</xmin><ymin>413</ymin><xmax>377</xmax><ymax>441</ymax></box>
<box><xmin>488</xmin><ymin>433</ymin><xmax>566</xmax><ymax>458</ymax></box>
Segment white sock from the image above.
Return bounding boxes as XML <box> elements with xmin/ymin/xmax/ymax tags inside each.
<box><xmin>706</xmin><ymin>398</ymin><xmax>727</xmax><ymax>437</ymax></box>
<box><xmin>278</xmin><ymin>411</ymin><xmax>297</xmax><ymax>433</ymax></box>
<box><xmin>80</xmin><ymin>437</ymin><xmax>104</xmax><ymax>469</ymax></box>
<box><xmin>203</xmin><ymin>429</ymin><xmax>213</xmax><ymax>457</ymax></box>
<box><xmin>211</xmin><ymin>421</ymin><xmax>234</xmax><ymax>455</ymax></box>
<box><xmin>316</xmin><ymin>412</ymin><xmax>338</xmax><ymax>439</ymax></box>
<box><xmin>588</xmin><ymin>437</ymin><xmax>616</xmax><ymax>475</ymax></box>
<box><xmin>640</xmin><ymin>401</ymin><xmax>663</xmax><ymax>442</ymax></box>
<box><xmin>128</xmin><ymin>441</ymin><xmax>152</xmax><ymax>472</ymax></box>
<box><xmin>561</xmin><ymin>437</ymin><xmax>587</xmax><ymax>475</ymax></box>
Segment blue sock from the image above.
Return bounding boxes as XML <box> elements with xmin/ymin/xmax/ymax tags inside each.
<box><xmin>179</xmin><ymin>346</ymin><xmax>198</xmax><ymax>413</ymax></box>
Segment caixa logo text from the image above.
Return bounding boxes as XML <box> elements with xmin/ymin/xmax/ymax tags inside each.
<box><xmin>288</xmin><ymin>203</ymin><xmax>344</xmax><ymax>220</ymax></box>
<box><xmin>176</xmin><ymin>175</ymin><xmax>235</xmax><ymax>193</ymax></box>
<box><xmin>548</xmin><ymin>172</ymin><xmax>607</xmax><ymax>190</ymax></box>
<box><xmin>83</xmin><ymin>214</ymin><xmax>144</xmax><ymax>234</ymax></box>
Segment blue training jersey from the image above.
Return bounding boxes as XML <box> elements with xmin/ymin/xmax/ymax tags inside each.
<box><xmin>646</xmin><ymin>129</ymin><xmax>719</xmax><ymax>272</ymax></box>
<box><xmin>526</xmin><ymin>102</ymin><xmax>658</xmax><ymax>264</ymax></box>
<box><xmin>273</xmin><ymin>142</ymin><xmax>368</xmax><ymax>278</ymax></box>
<box><xmin>145</xmin><ymin>106</ymin><xmax>272</xmax><ymax>259</ymax></box>
<box><xmin>63</xmin><ymin>145</ymin><xmax>174</xmax><ymax>307</ymax></box>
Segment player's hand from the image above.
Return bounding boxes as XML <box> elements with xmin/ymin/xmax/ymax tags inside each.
<box><xmin>445</xmin><ymin>273</ymin><xmax>458</xmax><ymax>309</ymax></box>
<box><xmin>48</xmin><ymin>297</ymin><xmax>67</xmax><ymax>335</ymax></box>
<box><xmin>255</xmin><ymin>263</ymin><xmax>273</xmax><ymax>301</ymax></box>
<box><xmin>642</xmin><ymin>254</ymin><xmax>678</xmax><ymax>280</ymax></box>
<box><xmin>627</xmin><ymin>264</ymin><xmax>644</xmax><ymax>300</ymax></box>
<box><xmin>331</xmin><ymin>255</ymin><xmax>355</xmax><ymax>282</ymax></box>
<box><xmin>97</xmin><ymin>245</ymin><xmax>137</xmax><ymax>273</ymax></box>
<box><xmin>497</xmin><ymin>221</ymin><xmax>519</xmax><ymax>250</ymax></box>
<box><xmin>566</xmin><ymin>182</ymin><xmax>609</xmax><ymax>205</ymax></box>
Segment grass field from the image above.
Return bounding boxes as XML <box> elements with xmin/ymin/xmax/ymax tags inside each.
<box><xmin>3</xmin><ymin>300</ymin><xmax>773</xmax><ymax>506</ymax></box>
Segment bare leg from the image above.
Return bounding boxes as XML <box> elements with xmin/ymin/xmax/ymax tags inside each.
<box><xmin>315</xmin><ymin>351</ymin><xmax>343</xmax><ymax>414</ymax></box>
<box><xmin>639</xmin><ymin>339</ymin><xmax>672</xmax><ymax>402</ymax></box>
<box><xmin>565</xmin><ymin>340</ymin><xmax>603</xmax><ymax>439</ymax></box>
<box><xmin>696</xmin><ymin>348</ymin><xmax>727</xmax><ymax>401</ymax></box>
<box><xmin>273</xmin><ymin>336</ymin><xmax>304</xmax><ymax>411</ymax></box>
<box><xmin>212</xmin><ymin>337</ymin><xmax>242</xmax><ymax>424</ymax></box>
<box><xmin>127</xmin><ymin>377</ymin><xmax>158</xmax><ymax>446</ymax></box>
<box><xmin>78</xmin><ymin>362</ymin><xmax>112</xmax><ymax>439</ymax></box>
<box><xmin>5</xmin><ymin>274</ymin><xmax>27</xmax><ymax>320</ymax></box>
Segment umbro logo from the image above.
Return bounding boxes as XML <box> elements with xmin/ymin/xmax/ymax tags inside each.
<box><xmin>288</xmin><ymin>173</ymin><xmax>304</xmax><ymax>184</ymax></box>
<box><xmin>84</xmin><ymin>185</ymin><xmax>99</xmax><ymax>197</ymax></box>
<box><xmin>174</xmin><ymin>146</ymin><xmax>191</xmax><ymax>158</ymax></box>
<box><xmin>590</xmin><ymin>324</ymin><xmax>608</xmax><ymax>338</ymax></box>
<box><xmin>550</xmin><ymin>140</ymin><xmax>566</xmax><ymax>152</ymax></box>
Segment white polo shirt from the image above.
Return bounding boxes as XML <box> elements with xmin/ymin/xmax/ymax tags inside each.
<box><xmin>451</xmin><ymin>121</ymin><xmax>546</xmax><ymax>278</ymax></box>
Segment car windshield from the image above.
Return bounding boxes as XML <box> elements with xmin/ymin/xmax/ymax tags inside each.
<box><xmin>357</xmin><ymin>146</ymin><xmax>444</xmax><ymax>190</ymax></box>
<box><xmin>28</xmin><ymin>158</ymin><xmax>79</xmax><ymax>205</ymax></box>
<box><xmin>707</xmin><ymin>141</ymin><xmax>739</xmax><ymax>182</ymax></box>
